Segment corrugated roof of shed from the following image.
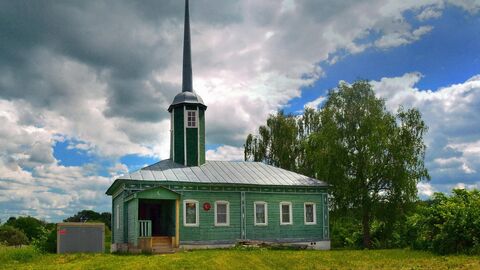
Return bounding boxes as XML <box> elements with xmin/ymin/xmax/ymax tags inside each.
<box><xmin>116</xmin><ymin>159</ymin><xmax>327</xmax><ymax>187</ymax></box>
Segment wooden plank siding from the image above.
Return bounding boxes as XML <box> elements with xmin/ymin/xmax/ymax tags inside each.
<box><xmin>173</xmin><ymin>106</ymin><xmax>184</xmax><ymax>164</ymax></box>
<box><xmin>199</xmin><ymin>109</ymin><xmax>205</xmax><ymax>165</ymax></box>
<box><xmin>127</xmin><ymin>198</ymin><xmax>139</xmax><ymax>246</ymax></box>
<box><xmin>112</xmin><ymin>192</ymin><xmax>124</xmax><ymax>244</ymax></box>
<box><xmin>185</xmin><ymin>127</ymin><xmax>198</xmax><ymax>166</ymax></box>
<box><xmin>109</xmin><ymin>183</ymin><xmax>329</xmax><ymax>247</ymax></box>
<box><xmin>179</xmin><ymin>191</ymin><xmax>242</xmax><ymax>243</ymax></box>
<box><xmin>178</xmin><ymin>190</ymin><xmax>327</xmax><ymax>243</ymax></box>
<box><xmin>244</xmin><ymin>193</ymin><xmax>324</xmax><ymax>241</ymax></box>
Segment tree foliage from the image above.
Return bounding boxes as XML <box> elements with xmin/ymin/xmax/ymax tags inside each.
<box><xmin>31</xmin><ymin>226</ymin><xmax>57</xmax><ymax>253</ymax></box>
<box><xmin>245</xmin><ymin>80</ymin><xmax>429</xmax><ymax>248</ymax></box>
<box><xmin>0</xmin><ymin>225</ymin><xmax>29</xmax><ymax>246</ymax></box>
<box><xmin>5</xmin><ymin>216</ymin><xmax>47</xmax><ymax>242</ymax></box>
<box><xmin>407</xmin><ymin>189</ymin><xmax>480</xmax><ymax>254</ymax></box>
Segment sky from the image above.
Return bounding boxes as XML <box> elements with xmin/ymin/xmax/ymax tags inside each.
<box><xmin>0</xmin><ymin>0</ymin><xmax>479</xmax><ymax>222</ymax></box>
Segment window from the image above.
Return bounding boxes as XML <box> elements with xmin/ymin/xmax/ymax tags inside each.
<box><xmin>186</xmin><ymin>110</ymin><xmax>197</xmax><ymax>128</ymax></box>
<box><xmin>280</xmin><ymin>202</ymin><xmax>292</xmax><ymax>225</ymax></box>
<box><xmin>304</xmin><ymin>202</ymin><xmax>316</xmax><ymax>225</ymax></box>
<box><xmin>254</xmin><ymin>201</ymin><xmax>268</xmax><ymax>226</ymax></box>
<box><xmin>116</xmin><ymin>204</ymin><xmax>120</xmax><ymax>229</ymax></box>
<box><xmin>183</xmin><ymin>200</ymin><xmax>199</xmax><ymax>226</ymax></box>
<box><xmin>215</xmin><ymin>201</ymin><xmax>230</xmax><ymax>226</ymax></box>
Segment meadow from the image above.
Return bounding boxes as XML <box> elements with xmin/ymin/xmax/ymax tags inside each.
<box><xmin>1</xmin><ymin>245</ymin><xmax>479</xmax><ymax>270</ymax></box>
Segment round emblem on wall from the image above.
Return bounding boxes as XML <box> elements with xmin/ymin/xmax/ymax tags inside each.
<box><xmin>203</xmin><ymin>202</ymin><xmax>211</xmax><ymax>211</ymax></box>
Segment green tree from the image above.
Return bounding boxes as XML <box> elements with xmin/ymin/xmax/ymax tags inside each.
<box><xmin>6</xmin><ymin>216</ymin><xmax>47</xmax><ymax>241</ymax></box>
<box><xmin>0</xmin><ymin>225</ymin><xmax>29</xmax><ymax>246</ymax></box>
<box><xmin>244</xmin><ymin>111</ymin><xmax>299</xmax><ymax>171</ymax></box>
<box><xmin>311</xmin><ymin>81</ymin><xmax>429</xmax><ymax>248</ymax></box>
<box><xmin>245</xmin><ymin>80</ymin><xmax>429</xmax><ymax>249</ymax></box>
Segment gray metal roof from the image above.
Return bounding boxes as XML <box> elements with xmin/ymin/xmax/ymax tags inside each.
<box><xmin>117</xmin><ymin>159</ymin><xmax>327</xmax><ymax>187</ymax></box>
<box><xmin>168</xmin><ymin>91</ymin><xmax>206</xmax><ymax>112</ymax></box>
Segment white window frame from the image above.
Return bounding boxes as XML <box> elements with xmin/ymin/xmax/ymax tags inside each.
<box><xmin>304</xmin><ymin>202</ymin><xmax>317</xmax><ymax>225</ymax></box>
<box><xmin>214</xmin><ymin>201</ymin><xmax>230</xmax><ymax>226</ymax></box>
<box><xmin>280</xmin><ymin>202</ymin><xmax>293</xmax><ymax>225</ymax></box>
<box><xmin>183</xmin><ymin>200</ymin><xmax>199</xmax><ymax>227</ymax></box>
<box><xmin>254</xmin><ymin>201</ymin><xmax>268</xmax><ymax>226</ymax></box>
<box><xmin>116</xmin><ymin>204</ymin><xmax>120</xmax><ymax>229</ymax></box>
<box><xmin>185</xmin><ymin>110</ymin><xmax>197</xmax><ymax>128</ymax></box>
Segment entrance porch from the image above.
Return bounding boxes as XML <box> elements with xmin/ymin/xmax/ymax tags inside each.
<box><xmin>122</xmin><ymin>186</ymin><xmax>180</xmax><ymax>253</ymax></box>
<box><xmin>137</xmin><ymin>199</ymin><xmax>178</xmax><ymax>253</ymax></box>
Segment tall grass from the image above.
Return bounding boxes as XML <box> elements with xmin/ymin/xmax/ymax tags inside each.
<box><xmin>0</xmin><ymin>246</ymin><xmax>479</xmax><ymax>270</ymax></box>
<box><xmin>0</xmin><ymin>245</ymin><xmax>40</xmax><ymax>263</ymax></box>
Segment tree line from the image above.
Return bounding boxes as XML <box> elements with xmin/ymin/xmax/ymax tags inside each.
<box><xmin>245</xmin><ymin>80</ymin><xmax>480</xmax><ymax>254</ymax></box>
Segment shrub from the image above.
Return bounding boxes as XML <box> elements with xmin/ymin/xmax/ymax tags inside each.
<box><xmin>330</xmin><ymin>216</ymin><xmax>363</xmax><ymax>249</ymax></box>
<box><xmin>408</xmin><ymin>189</ymin><xmax>480</xmax><ymax>254</ymax></box>
<box><xmin>0</xmin><ymin>225</ymin><xmax>29</xmax><ymax>246</ymax></box>
<box><xmin>32</xmin><ymin>226</ymin><xmax>56</xmax><ymax>253</ymax></box>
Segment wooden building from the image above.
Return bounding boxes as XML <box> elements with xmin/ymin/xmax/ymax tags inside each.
<box><xmin>106</xmin><ymin>0</ymin><xmax>330</xmax><ymax>253</ymax></box>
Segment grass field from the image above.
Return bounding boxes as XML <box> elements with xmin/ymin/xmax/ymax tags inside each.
<box><xmin>1</xmin><ymin>246</ymin><xmax>479</xmax><ymax>270</ymax></box>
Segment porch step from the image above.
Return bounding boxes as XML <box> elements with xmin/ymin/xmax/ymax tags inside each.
<box><xmin>151</xmin><ymin>236</ymin><xmax>173</xmax><ymax>253</ymax></box>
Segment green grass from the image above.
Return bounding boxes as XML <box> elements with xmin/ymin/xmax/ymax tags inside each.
<box><xmin>1</xmin><ymin>245</ymin><xmax>479</xmax><ymax>270</ymax></box>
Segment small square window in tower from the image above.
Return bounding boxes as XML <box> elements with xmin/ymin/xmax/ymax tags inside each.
<box><xmin>186</xmin><ymin>110</ymin><xmax>197</xmax><ymax>128</ymax></box>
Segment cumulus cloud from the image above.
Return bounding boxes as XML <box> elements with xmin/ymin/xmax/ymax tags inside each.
<box><xmin>206</xmin><ymin>145</ymin><xmax>244</xmax><ymax>161</ymax></box>
<box><xmin>417</xmin><ymin>182</ymin><xmax>435</xmax><ymax>197</ymax></box>
<box><xmin>370</xmin><ymin>73</ymin><xmax>480</xmax><ymax>193</ymax></box>
<box><xmin>304</xmin><ymin>96</ymin><xmax>326</xmax><ymax>110</ymax></box>
<box><xmin>0</xmin><ymin>100</ymin><xmax>114</xmax><ymax>221</ymax></box>
<box><xmin>417</xmin><ymin>6</ymin><xmax>443</xmax><ymax>21</ymax></box>
<box><xmin>374</xmin><ymin>26</ymin><xmax>433</xmax><ymax>49</ymax></box>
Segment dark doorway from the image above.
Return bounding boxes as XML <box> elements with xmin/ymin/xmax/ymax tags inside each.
<box><xmin>138</xmin><ymin>199</ymin><xmax>175</xmax><ymax>236</ymax></box>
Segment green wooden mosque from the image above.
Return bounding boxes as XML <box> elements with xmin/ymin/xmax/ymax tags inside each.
<box><xmin>106</xmin><ymin>0</ymin><xmax>330</xmax><ymax>253</ymax></box>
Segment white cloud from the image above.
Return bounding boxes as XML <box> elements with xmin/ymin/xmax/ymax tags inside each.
<box><xmin>374</xmin><ymin>26</ymin><xmax>433</xmax><ymax>49</ymax></box>
<box><xmin>418</xmin><ymin>182</ymin><xmax>435</xmax><ymax>197</ymax></box>
<box><xmin>304</xmin><ymin>96</ymin><xmax>326</xmax><ymax>109</ymax></box>
<box><xmin>206</xmin><ymin>145</ymin><xmax>244</xmax><ymax>161</ymax></box>
<box><xmin>371</xmin><ymin>73</ymin><xmax>480</xmax><ymax>193</ymax></box>
<box><xmin>417</xmin><ymin>6</ymin><xmax>443</xmax><ymax>21</ymax></box>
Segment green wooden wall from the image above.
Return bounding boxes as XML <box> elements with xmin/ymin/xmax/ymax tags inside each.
<box><xmin>173</xmin><ymin>106</ymin><xmax>184</xmax><ymax>164</ymax></box>
<box><xmin>110</xmin><ymin>183</ymin><xmax>329</xmax><ymax>246</ymax></box>
<box><xmin>180</xmin><ymin>191</ymin><xmax>242</xmax><ymax>242</ymax></box>
<box><xmin>112</xmin><ymin>192</ymin><xmax>124</xmax><ymax>244</ymax></box>
<box><xmin>171</xmin><ymin>105</ymin><xmax>206</xmax><ymax>166</ymax></box>
<box><xmin>186</xmin><ymin>128</ymin><xmax>198</xmax><ymax>166</ymax></box>
<box><xmin>199</xmin><ymin>109</ymin><xmax>205</xmax><ymax>165</ymax></box>
<box><xmin>127</xmin><ymin>199</ymin><xmax>138</xmax><ymax>246</ymax></box>
<box><xmin>244</xmin><ymin>193</ymin><xmax>325</xmax><ymax>241</ymax></box>
<box><xmin>178</xmin><ymin>190</ymin><xmax>327</xmax><ymax>243</ymax></box>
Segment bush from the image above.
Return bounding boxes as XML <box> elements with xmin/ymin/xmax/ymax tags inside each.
<box><xmin>32</xmin><ymin>226</ymin><xmax>56</xmax><ymax>253</ymax></box>
<box><xmin>330</xmin><ymin>216</ymin><xmax>363</xmax><ymax>249</ymax></box>
<box><xmin>408</xmin><ymin>189</ymin><xmax>480</xmax><ymax>254</ymax></box>
<box><xmin>0</xmin><ymin>225</ymin><xmax>29</xmax><ymax>246</ymax></box>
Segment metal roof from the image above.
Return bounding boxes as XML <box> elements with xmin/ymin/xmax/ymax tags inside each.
<box><xmin>168</xmin><ymin>91</ymin><xmax>206</xmax><ymax>112</ymax></box>
<box><xmin>116</xmin><ymin>159</ymin><xmax>327</xmax><ymax>187</ymax></box>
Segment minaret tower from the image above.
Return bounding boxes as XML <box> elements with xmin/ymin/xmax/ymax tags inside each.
<box><xmin>168</xmin><ymin>0</ymin><xmax>207</xmax><ymax>166</ymax></box>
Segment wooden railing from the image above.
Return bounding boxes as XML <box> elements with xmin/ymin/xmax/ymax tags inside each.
<box><xmin>138</xmin><ymin>220</ymin><xmax>152</xmax><ymax>237</ymax></box>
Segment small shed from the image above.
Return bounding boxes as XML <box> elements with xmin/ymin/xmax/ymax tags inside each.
<box><xmin>57</xmin><ymin>222</ymin><xmax>105</xmax><ymax>254</ymax></box>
